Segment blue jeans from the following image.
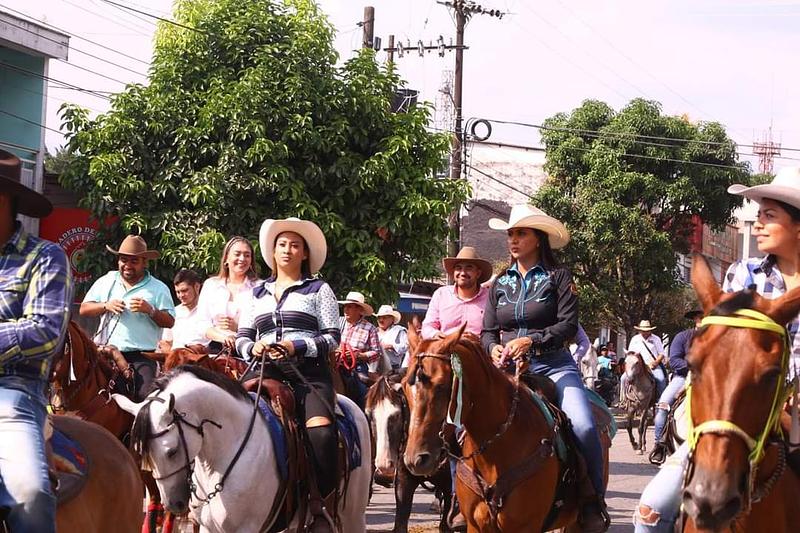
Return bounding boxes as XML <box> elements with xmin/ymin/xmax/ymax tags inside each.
<box><xmin>653</xmin><ymin>375</ymin><xmax>686</xmax><ymax>442</ymax></box>
<box><xmin>634</xmin><ymin>442</ymin><xmax>687</xmax><ymax>531</ymax></box>
<box><xmin>0</xmin><ymin>380</ymin><xmax>56</xmax><ymax>533</ymax></box>
<box><xmin>529</xmin><ymin>350</ymin><xmax>606</xmax><ymax>498</ymax></box>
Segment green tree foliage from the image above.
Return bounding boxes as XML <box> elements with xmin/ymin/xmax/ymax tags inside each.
<box><xmin>59</xmin><ymin>0</ymin><xmax>467</xmax><ymax>302</ymax></box>
<box><xmin>532</xmin><ymin>98</ymin><xmax>753</xmax><ymax>334</ymax></box>
<box><xmin>44</xmin><ymin>147</ymin><xmax>76</xmax><ymax>175</ymax></box>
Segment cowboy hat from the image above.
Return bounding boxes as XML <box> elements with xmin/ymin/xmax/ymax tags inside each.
<box><xmin>683</xmin><ymin>309</ymin><xmax>703</xmax><ymax>320</ymax></box>
<box><xmin>259</xmin><ymin>217</ymin><xmax>327</xmax><ymax>275</ymax></box>
<box><xmin>634</xmin><ymin>320</ymin><xmax>657</xmax><ymax>332</ymax></box>
<box><xmin>375</xmin><ymin>304</ymin><xmax>401</xmax><ymax>324</ymax></box>
<box><xmin>488</xmin><ymin>204</ymin><xmax>570</xmax><ymax>249</ymax></box>
<box><xmin>106</xmin><ymin>235</ymin><xmax>160</xmax><ymax>259</ymax></box>
<box><xmin>338</xmin><ymin>291</ymin><xmax>374</xmax><ymax>316</ymax></box>
<box><xmin>0</xmin><ymin>149</ymin><xmax>52</xmax><ymax>218</ymax></box>
<box><xmin>442</xmin><ymin>246</ymin><xmax>493</xmax><ymax>284</ymax></box>
<box><xmin>728</xmin><ymin>167</ymin><xmax>800</xmax><ymax>209</ymax></box>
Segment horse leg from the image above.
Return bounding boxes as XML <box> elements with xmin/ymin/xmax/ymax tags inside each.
<box><xmin>141</xmin><ymin>471</ymin><xmax>163</xmax><ymax>533</ymax></box>
<box><xmin>627</xmin><ymin>409</ymin><xmax>638</xmax><ymax>450</ymax></box>
<box><xmin>393</xmin><ymin>468</ymin><xmax>418</xmax><ymax>533</ymax></box>
<box><xmin>637</xmin><ymin>411</ymin><xmax>648</xmax><ymax>455</ymax></box>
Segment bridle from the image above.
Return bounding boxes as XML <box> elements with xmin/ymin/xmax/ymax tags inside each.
<box><xmin>682</xmin><ymin>308</ymin><xmax>793</xmax><ymax>518</ymax></box>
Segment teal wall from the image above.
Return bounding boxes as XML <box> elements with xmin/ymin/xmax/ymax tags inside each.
<box><xmin>0</xmin><ymin>46</ymin><xmax>45</xmax><ymax>160</ymax></box>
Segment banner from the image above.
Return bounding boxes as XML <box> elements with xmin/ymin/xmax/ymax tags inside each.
<box><xmin>39</xmin><ymin>208</ymin><xmax>101</xmax><ymax>289</ymax></box>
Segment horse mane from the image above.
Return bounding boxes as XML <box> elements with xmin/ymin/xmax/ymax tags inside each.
<box><xmin>365</xmin><ymin>369</ymin><xmax>405</xmax><ymax>409</ymax></box>
<box><xmin>451</xmin><ymin>337</ymin><xmax>515</xmax><ymax>390</ymax></box>
<box><xmin>710</xmin><ymin>288</ymin><xmax>756</xmax><ymax>317</ymax></box>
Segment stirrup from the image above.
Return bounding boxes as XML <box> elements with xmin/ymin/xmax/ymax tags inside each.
<box><xmin>309</xmin><ymin>493</ymin><xmax>337</xmax><ymax>533</ymax></box>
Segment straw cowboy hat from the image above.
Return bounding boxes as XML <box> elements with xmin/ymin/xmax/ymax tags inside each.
<box><xmin>375</xmin><ymin>304</ymin><xmax>401</xmax><ymax>324</ymax></box>
<box><xmin>338</xmin><ymin>291</ymin><xmax>374</xmax><ymax>316</ymax></box>
<box><xmin>634</xmin><ymin>320</ymin><xmax>657</xmax><ymax>332</ymax></box>
<box><xmin>728</xmin><ymin>167</ymin><xmax>800</xmax><ymax>209</ymax></box>
<box><xmin>0</xmin><ymin>149</ymin><xmax>52</xmax><ymax>218</ymax></box>
<box><xmin>106</xmin><ymin>235</ymin><xmax>160</xmax><ymax>259</ymax></box>
<box><xmin>488</xmin><ymin>204</ymin><xmax>570</xmax><ymax>249</ymax></box>
<box><xmin>442</xmin><ymin>246</ymin><xmax>493</xmax><ymax>284</ymax></box>
<box><xmin>259</xmin><ymin>217</ymin><xmax>327</xmax><ymax>275</ymax></box>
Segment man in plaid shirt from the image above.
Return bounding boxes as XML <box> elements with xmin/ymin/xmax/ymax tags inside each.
<box><xmin>338</xmin><ymin>291</ymin><xmax>381</xmax><ymax>408</ymax></box>
<box><xmin>0</xmin><ymin>150</ymin><xmax>72</xmax><ymax>532</ymax></box>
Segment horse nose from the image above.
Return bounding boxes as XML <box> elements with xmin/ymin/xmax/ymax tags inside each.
<box><xmin>682</xmin><ymin>485</ymin><xmax>742</xmax><ymax>530</ymax></box>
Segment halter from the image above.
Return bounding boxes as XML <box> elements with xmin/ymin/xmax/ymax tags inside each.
<box><xmin>683</xmin><ymin>308</ymin><xmax>794</xmax><ymax>511</ymax></box>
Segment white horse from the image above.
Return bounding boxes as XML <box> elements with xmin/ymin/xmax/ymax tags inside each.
<box><xmin>114</xmin><ymin>366</ymin><xmax>371</xmax><ymax>533</ymax></box>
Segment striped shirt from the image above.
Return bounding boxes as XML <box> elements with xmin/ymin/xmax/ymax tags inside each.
<box><xmin>723</xmin><ymin>255</ymin><xmax>800</xmax><ymax>378</ymax></box>
<box><xmin>0</xmin><ymin>224</ymin><xmax>73</xmax><ymax>381</ymax></box>
<box><xmin>236</xmin><ymin>277</ymin><xmax>340</xmax><ymax>361</ymax></box>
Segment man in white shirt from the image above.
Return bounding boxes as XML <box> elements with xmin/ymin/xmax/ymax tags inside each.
<box><xmin>375</xmin><ymin>305</ymin><xmax>408</xmax><ymax>369</ymax></box>
<box><xmin>622</xmin><ymin>320</ymin><xmax>668</xmax><ymax>402</ymax></box>
<box><xmin>159</xmin><ymin>269</ymin><xmax>209</xmax><ymax>352</ymax></box>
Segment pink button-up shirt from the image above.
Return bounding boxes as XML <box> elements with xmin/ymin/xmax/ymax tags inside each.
<box><xmin>421</xmin><ymin>285</ymin><xmax>489</xmax><ymax>339</ymax></box>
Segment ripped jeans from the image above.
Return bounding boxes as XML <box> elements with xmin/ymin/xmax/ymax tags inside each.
<box><xmin>633</xmin><ymin>442</ymin><xmax>687</xmax><ymax>531</ymax></box>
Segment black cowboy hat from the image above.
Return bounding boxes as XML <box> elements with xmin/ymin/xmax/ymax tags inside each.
<box><xmin>684</xmin><ymin>309</ymin><xmax>703</xmax><ymax>320</ymax></box>
<box><xmin>0</xmin><ymin>149</ymin><xmax>52</xmax><ymax>218</ymax></box>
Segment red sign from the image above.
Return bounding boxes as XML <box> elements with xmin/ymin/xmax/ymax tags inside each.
<box><xmin>39</xmin><ymin>208</ymin><xmax>102</xmax><ymax>285</ymax></box>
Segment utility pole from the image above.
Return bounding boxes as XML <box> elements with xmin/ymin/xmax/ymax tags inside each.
<box><xmin>362</xmin><ymin>6</ymin><xmax>375</xmax><ymax>49</ymax></box>
<box><xmin>386</xmin><ymin>34</ymin><xmax>395</xmax><ymax>65</ymax></box>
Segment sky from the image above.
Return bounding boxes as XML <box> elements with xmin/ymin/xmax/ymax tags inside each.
<box><xmin>5</xmin><ymin>0</ymin><xmax>800</xmax><ymax>172</ymax></box>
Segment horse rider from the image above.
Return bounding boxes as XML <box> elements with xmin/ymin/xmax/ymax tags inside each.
<box><xmin>422</xmin><ymin>245</ymin><xmax>493</xmax><ymax>531</ymax></box>
<box><xmin>622</xmin><ymin>320</ymin><xmax>668</xmax><ymax>405</ymax></box>
<box><xmin>482</xmin><ymin>204</ymin><xmax>609</xmax><ymax>532</ymax></box>
<box><xmin>634</xmin><ymin>167</ymin><xmax>800</xmax><ymax>531</ymax></box>
<box><xmin>159</xmin><ymin>269</ymin><xmax>208</xmax><ymax>352</ymax></box>
<box><xmin>648</xmin><ymin>309</ymin><xmax>702</xmax><ymax>464</ymax></box>
<box><xmin>375</xmin><ymin>304</ymin><xmax>408</xmax><ymax>370</ymax></box>
<box><xmin>235</xmin><ymin>217</ymin><xmax>340</xmax><ymax>533</ymax></box>
<box><xmin>0</xmin><ymin>149</ymin><xmax>73</xmax><ymax>532</ymax></box>
<box><xmin>338</xmin><ymin>291</ymin><xmax>382</xmax><ymax>407</ymax></box>
<box><xmin>79</xmin><ymin>235</ymin><xmax>175</xmax><ymax>401</ymax></box>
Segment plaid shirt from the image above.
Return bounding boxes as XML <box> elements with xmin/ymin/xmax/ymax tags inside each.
<box><xmin>0</xmin><ymin>224</ymin><xmax>73</xmax><ymax>381</ymax></box>
<box><xmin>340</xmin><ymin>318</ymin><xmax>381</xmax><ymax>363</ymax></box>
<box><xmin>723</xmin><ymin>255</ymin><xmax>800</xmax><ymax>378</ymax></box>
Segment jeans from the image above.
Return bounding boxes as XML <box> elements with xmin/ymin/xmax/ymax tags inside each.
<box><xmin>0</xmin><ymin>380</ymin><xmax>56</xmax><ymax>533</ymax></box>
<box><xmin>653</xmin><ymin>375</ymin><xmax>686</xmax><ymax>442</ymax></box>
<box><xmin>634</xmin><ymin>442</ymin><xmax>687</xmax><ymax>531</ymax></box>
<box><xmin>621</xmin><ymin>365</ymin><xmax>668</xmax><ymax>402</ymax></box>
<box><xmin>528</xmin><ymin>350</ymin><xmax>606</xmax><ymax>498</ymax></box>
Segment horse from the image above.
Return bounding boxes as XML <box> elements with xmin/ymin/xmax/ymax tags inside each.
<box><xmin>680</xmin><ymin>255</ymin><xmax>800</xmax><ymax>532</ymax></box>
<box><xmin>401</xmin><ymin>323</ymin><xmax>612</xmax><ymax>532</ymax></box>
<box><xmin>622</xmin><ymin>351</ymin><xmax>656</xmax><ymax>454</ymax></box>
<box><xmin>579</xmin><ymin>344</ymin><xmax>598</xmax><ymax>390</ymax></box>
<box><xmin>114</xmin><ymin>365</ymin><xmax>373</xmax><ymax>533</ymax></box>
<box><xmin>51</xmin><ymin>415</ymin><xmax>143</xmax><ymax>533</ymax></box>
<box><xmin>49</xmin><ymin>321</ymin><xmax>170</xmax><ymax>532</ymax></box>
<box><xmin>365</xmin><ymin>370</ymin><xmax>452</xmax><ymax>533</ymax></box>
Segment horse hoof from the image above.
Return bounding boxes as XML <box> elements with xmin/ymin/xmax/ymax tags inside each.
<box><xmin>636</xmin><ymin>449</ymin><xmax>643</xmax><ymax>455</ymax></box>
<box><xmin>632</xmin><ymin>444</ymin><xmax>639</xmax><ymax>451</ymax></box>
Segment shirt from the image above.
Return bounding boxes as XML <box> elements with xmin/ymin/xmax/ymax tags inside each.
<box><xmin>83</xmin><ymin>271</ymin><xmax>175</xmax><ymax>352</ymax></box>
<box><xmin>341</xmin><ymin>318</ymin><xmax>381</xmax><ymax>366</ymax></box>
<box><xmin>161</xmin><ymin>304</ymin><xmax>208</xmax><ymax>349</ymax></box>
<box><xmin>481</xmin><ymin>263</ymin><xmax>578</xmax><ymax>355</ymax></box>
<box><xmin>668</xmin><ymin>328</ymin><xmax>693</xmax><ymax>377</ymax></box>
<box><xmin>422</xmin><ymin>285</ymin><xmax>489</xmax><ymax>339</ymax></box>
<box><xmin>195</xmin><ymin>276</ymin><xmax>258</xmax><ymax>339</ymax></box>
<box><xmin>627</xmin><ymin>333</ymin><xmax>665</xmax><ymax>366</ymax></box>
<box><xmin>570</xmin><ymin>324</ymin><xmax>591</xmax><ymax>365</ymax></box>
<box><xmin>378</xmin><ymin>323</ymin><xmax>408</xmax><ymax>367</ymax></box>
<box><xmin>236</xmin><ymin>278</ymin><xmax>339</xmax><ymax>361</ymax></box>
<box><xmin>723</xmin><ymin>255</ymin><xmax>800</xmax><ymax>378</ymax></box>
<box><xmin>0</xmin><ymin>223</ymin><xmax>73</xmax><ymax>382</ymax></box>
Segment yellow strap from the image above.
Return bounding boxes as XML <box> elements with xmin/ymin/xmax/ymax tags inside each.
<box><xmin>700</xmin><ymin>312</ymin><xmax>786</xmax><ymax>338</ymax></box>
<box><xmin>691</xmin><ymin>420</ymin><xmax>757</xmax><ymax>451</ymax></box>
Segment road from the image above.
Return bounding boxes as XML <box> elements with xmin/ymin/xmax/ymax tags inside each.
<box><xmin>366</xmin><ymin>427</ymin><xmax>659</xmax><ymax>532</ymax></box>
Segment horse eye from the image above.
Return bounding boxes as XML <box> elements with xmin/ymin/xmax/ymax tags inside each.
<box><xmin>759</xmin><ymin>367</ymin><xmax>782</xmax><ymax>384</ymax></box>
<box><xmin>166</xmin><ymin>448</ymin><xmax>178</xmax><ymax>459</ymax></box>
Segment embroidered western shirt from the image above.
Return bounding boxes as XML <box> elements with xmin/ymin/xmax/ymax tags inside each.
<box><xmin>422</xmin><ymin>285</ymin><xmax>489</xmax><ymax>339</ymax></box>
<box><xmin>0</xmin><ymin>223</ymin><xmax>73</xmax><ymax>381</ymax></box>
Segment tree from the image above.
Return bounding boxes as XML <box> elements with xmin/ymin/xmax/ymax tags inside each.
<box><xmin>44</xmin><ymin>147</ymin><xmax>76</xmax><ymax>175</ymax></box>
<box><xmin>59</xmin><ymin>0</ymin><xmax>467</xmax><ymax>302</ymax></box>
<box><xmin>532</xmin><ymin>98</ymin><xmax>754</xmax><ymax>335</ymax></box>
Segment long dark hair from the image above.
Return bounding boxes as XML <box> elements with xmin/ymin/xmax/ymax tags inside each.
<box><xmin>216</xmin><ymin>236</ymin><xmax>258</xmax><ymax>280</ymax></box>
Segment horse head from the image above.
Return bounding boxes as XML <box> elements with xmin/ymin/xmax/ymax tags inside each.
<box><xmin>623</xmin><ymin>351</ymin><xmax>648</xmax><ymax>381</ymax></box>
<box><xmin>365</xmin><ymin>370</ymin><xmax>407</xmax><ymax>476</ymax></box>
<box><xmin>682</xmin><ymin>255</ymin><xmax>800</xmax><ymax>530</ymax></box>
<box><xmin>50</xmin><ymin>322</ymin><xmax>100</xmax><ymax>408</ymax></box>
<box><xmin>401</xmin><ymin>318</ymin><xmax>466</xmax><ymax>477</ymax></box>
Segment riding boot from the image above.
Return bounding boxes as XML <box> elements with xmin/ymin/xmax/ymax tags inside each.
<box><xmin>578</xmin><ymin>497</ymin><xmax>610</xmax><ymax>533</ymax></box>
<box><xmin>309</xmin><ymin>491</ymin><xmax>337</xmax><ymax>533</ymax></box>
<box><xmin>648</xmin><ymin>442</ymin><xmax>667</xmax><ymax>465</ymax></box>
<box><xmin>447</xmin><ymin>494</ymin><xmax>467</xmax><ymax>531</ymax></box>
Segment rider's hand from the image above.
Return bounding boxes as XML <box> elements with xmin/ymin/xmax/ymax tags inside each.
<box><xmin>649</xmin><ymin>360</ymin><xmax>660</xmax><ymax>369</ymax></box>
<box><xmin>128</xmin><ymin>297</ymin><xmax>153</xmax><ymax>315</ymax></box>
<box><xmin>491</xmin><ymin>344</ymin><xmax>505</xmax><ymax>367</ymax></box>
<box><xmin>267</xmin><ymin>340</ymin><xmax>295</xmax><ymax>360</ymax></box>
<box><xmin>505</xmin><ymin>337</ymin><xmax>533</xmax><ymax>360</ymax></box>
<box><xmin>104</xmin><ymin>299</ymin><xmax>126</xmax><ymax>315</ymax></box>
<box><xmin>222</xmin><ymin>334</ymin><xmax>237</xmax><ymax>351</ymax></box>
<box><xmin>251</xmin><ymin>340</ymin><xmax>268</xmax><ymax>359</ymax></box>
<box><xmin>215</xmin><ymin>315</ymin><xmax>237</xmax><ymax>332</ymax></box>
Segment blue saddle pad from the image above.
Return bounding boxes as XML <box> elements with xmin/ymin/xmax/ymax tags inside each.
<box><xmin>335</xmin><ymin>398</ymin><xmax>362</xmax><ymax>470</ymax></box>
<box><xmin>51</xmin><ymin>427</ymin><xmax>88</xmax><ymax>477</ymax></box>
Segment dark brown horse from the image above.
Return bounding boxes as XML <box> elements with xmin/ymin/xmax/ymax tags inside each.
<box><xmin>682</xmin><ymin>255</ymin><xmax>800</xmax><ymax>532</ymax></box>
<box><xmin>401</xmin><ymin>324</ymin><xmax>611</xmax><ymax>532</ymax></box>
<box><xmin>142</xmin><ymin>346</ymin><xmax>248</xmax><ymax>379</ymax></box>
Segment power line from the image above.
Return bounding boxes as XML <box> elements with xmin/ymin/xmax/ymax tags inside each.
<box><xmin>97</xmin><ymin>0</ymin><xmax>206</xmax><ymax>34</ymax></box>
<box><xmin>95</xmin><ymin>0</ymin><xmax>158</xmax><ymax>30</ymax></box>
<box><xmin>466</xmin><ymin>163</ymin><xmax>533</xmax><ymax>199</ymax></box>
<box><xmin>59</xmin><ymin>0</ymin><xmax>153</xmax><ymax>37</ymax></box>
<box><xmin>0</xmin><ymin>109</ymin><xmax>62</xmax><ymax>135</ymax></box>
<box><xmin>0</xmin><ymin>61</ymin><xmax>112</xmax><ymax>101</ymax></box>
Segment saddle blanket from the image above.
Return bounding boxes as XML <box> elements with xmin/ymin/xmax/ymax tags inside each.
<box><xmin>250</xmin><ymin>393</ymin><xmax>362</xmax><ymax>481</ymax></box>
<box><xmin>49</xmin><ymin>427</ymin><xmax>89</xmax><ymax>505</ymax></box>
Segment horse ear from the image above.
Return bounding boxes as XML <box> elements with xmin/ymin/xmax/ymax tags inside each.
<box><xmin>407</xmin><ymin>315</ymin><xmax>422</xmax><ymax>353</ymax></box>
<box><xmin>167</xmin><ymin>393</ymin><xmax>175</xmax><ymax>413</ymax></box>
<box><xmin>691</xmin><ymin>254</ymin><xmax>722</xmax><ymax>313</ymax></box>
<box><xmin>112</xmin><ymin>394</ymin><xmax>144</xmax><ymax>417</ymax></box>
<box><xmin>765</xmin><ymin>286</ymin><xmax>800</xmax><ymax>327</ymax></box>
<box><xmin>440</xmin><ymin>323</ymin><xmax>467</xmax><ymax>352</ymax></box>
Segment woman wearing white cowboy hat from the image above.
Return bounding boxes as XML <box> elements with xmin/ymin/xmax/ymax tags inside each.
<box><xmin>635</xmin><ymin>167</ymin><xmax>800</xmax><ymax>532</ymax></box>
<box><xmin>235</xmin><ymin>217</ymin><xmax>340</xmax><ymax>531</ymax></box>
<box><xmin>375</xmin><ymin>305</ymin><xmax>408</xmax><ymax>369</ymax></box>
<box><xmin>481</xmin><ymin>203</ymin><xmax>609</xmax><ymax>532</ymax></box>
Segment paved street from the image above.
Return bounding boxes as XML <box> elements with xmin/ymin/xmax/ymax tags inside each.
<box><xmin>367</xmin><ymin>427</ymin><xmax>659</xmax><ymax>532</ymax></box>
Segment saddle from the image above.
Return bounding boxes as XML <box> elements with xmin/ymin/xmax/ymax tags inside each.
<box><xmin>44</xmin><ymin>418</ymin><xmax>89</xmax><ymax>506</ymax></box>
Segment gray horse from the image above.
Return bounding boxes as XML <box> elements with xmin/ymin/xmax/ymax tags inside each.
<box><xmin>622</xmin><ymin>351</ymin><xmax>656</xmax><ymax>454</ymax></box>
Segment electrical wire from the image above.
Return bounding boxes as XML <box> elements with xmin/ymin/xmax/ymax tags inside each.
<box><xmin>0</xmin><ymin>109</ymin><xmax>62</xmax><ymax>135</ymax></box>
<box><xmin>58</xmin><ymin>0</ymin><xmax>153</xmax><ymax>37</ymax></box>
<box><xmin>0</xmin><ymin>61</ymin><xmax>112</xmax><ymax>101</ymax></box>
<box><xmin>97</xmin><ymin>0</ymin><xmax>206</xmax><ymax>34</ymax></box>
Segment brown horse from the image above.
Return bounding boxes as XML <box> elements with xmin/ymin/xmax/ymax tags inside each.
<box><xmin>682</xmin><ymin>255</ymin><xmax>800</xmax><ymax>532</ymax></box>
<box><xmin>52</xmin><ymin>415</ymin><xmax>143</xmax><ymax>533</ymax></box>
<box><xmin>142</xmin><ymin>346</ymin><xmax>249</xmax><ymax>379</ymax></box>
<box><xmin>401</xmin><ymin>323</ymin><xmax>610</xmax><ymax>532</ymax></box>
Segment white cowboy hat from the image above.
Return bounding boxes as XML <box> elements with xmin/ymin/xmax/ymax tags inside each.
<box><xmin>375</xmin><ymin>304</ymin><xmax>401</xmax><ymax>324</ymax></box>
<box><xmin>728</xmin><ymin>167</ymin><xmax>800</xmax><ymax>209</ymax></box>
<box><xmin>442</xmin><ymin>247</ymin><xmax>493</xmax><ymax>284</ymax></box>
<box><xmin>259</xmin><ymin>217</ymin><xmax>327</xmax><ymax>275</ymax></box>
<box><xmin>338</xmin><ymin>291</ymin><xmax>374</xmax><ymax>316</ymax></box>
<box><xmin>488</xmin><ymin>204</ymin><xmax>570</xmax><ymax>249</ymax></box>
<box><xmin>106</xmin><ymin>235</ymin><xmax>160</xmax><ymax>259</ymax></box>
<box><xmin>634</xmin><ymin>320</ymin><xmax>657</xmax><ymax>332</ymax></box>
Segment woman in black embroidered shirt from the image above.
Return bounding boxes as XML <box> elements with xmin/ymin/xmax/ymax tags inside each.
<box><xmin>481</xmin><ymin>204</ymin><xmax>608</xmax><ymax>532</ymax></box>
<box><xmin>235</xmin><ymin>217</ymin><xmax>340</xmax><ymax>532</ymax></box>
